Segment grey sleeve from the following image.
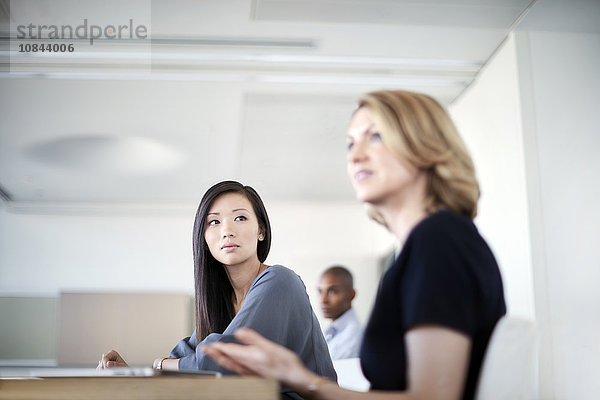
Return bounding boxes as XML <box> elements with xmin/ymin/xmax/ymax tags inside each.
<box><xmin>173</xmin><ymin>266</ymin><xmax>316</xmax><ymax>373</ymax></box>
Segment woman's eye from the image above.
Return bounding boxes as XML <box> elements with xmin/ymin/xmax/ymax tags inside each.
<box><xmin>370</xmin><ymin>132</ymin><xmax>382</xmax><ymax>141</ymax></box>
<box><xmin>208</xmin><ymin>219</ymin><xmax>219</xmax><ymax>225</ymax></box>
<box><xmin>234</xmin><ymin>215</ymin><xmax>247</xmax><ymax>221</ymax></box>
<box><xmin>347</xmin><ymin>141</ymin><xmax>354</xmax><ymax>151</ymax></box>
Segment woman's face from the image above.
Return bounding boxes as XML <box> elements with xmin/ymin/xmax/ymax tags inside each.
<box><xmin>204</xmin><ymin>192</ymin><xmax>263</xmax><ymax>268</ymax></box>
<box><xmin>346</xmin><ymin>107</ymin><xmax>422</xmax><ymax>207</ymax></box>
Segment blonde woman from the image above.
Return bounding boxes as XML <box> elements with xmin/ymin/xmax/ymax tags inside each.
<box><xmin>203</xmin><ymin>90</ymin><xmax>506</xmax><ymax>400</ymax></box>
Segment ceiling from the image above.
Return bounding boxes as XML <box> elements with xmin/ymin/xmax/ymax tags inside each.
<box><xmin>0</xmin><ymin>0</ymin><xmax>542</xmax><ymax>206</ymax></box>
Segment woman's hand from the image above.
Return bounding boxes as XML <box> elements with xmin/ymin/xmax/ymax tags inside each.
<box><xmin>203</xmin><ymin>327</ymin><xmax>319</xmax><ymax>390</ymax></box>
<box><xmin>97</xmin><ymin>350</ymin><xmax>128</xmax><ymax>369</ymax></box>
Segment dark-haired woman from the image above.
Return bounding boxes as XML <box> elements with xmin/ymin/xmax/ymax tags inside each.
<box><xmin>99</xmin><ymin>181</ymin><xmax>336</xmax><ymax>395</ymax></box>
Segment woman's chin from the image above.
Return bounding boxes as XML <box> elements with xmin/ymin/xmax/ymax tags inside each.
<box><xmin>352</xmin><ymin>188</ymin><xmax>368</xmax><ymax>202</ymax></box>
<box><xmin>354</xmin><ymin>191</ymin><xmax>379</xmax><ymax>205</ymax></box>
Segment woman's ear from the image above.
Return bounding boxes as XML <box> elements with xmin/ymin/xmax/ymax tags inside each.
<box><xmin>258</xmin><ymin>232</ymin><xmax>264</xmax><ymax>241</ymax></box>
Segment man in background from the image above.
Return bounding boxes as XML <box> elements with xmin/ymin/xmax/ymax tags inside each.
<box><xmin>318</xmin><ymin>265</ymin><xmax>363</xmax><ymax>360</ymax></box>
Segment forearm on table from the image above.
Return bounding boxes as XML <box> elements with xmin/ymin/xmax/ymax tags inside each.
<box><xmin>303</xmin><ymin>382</ymin><xmax>416</xmax><ymax>400</ymax></box>
<box><xmin>153</xmin><ymin>357</ymin><xmax>179</xmax><ymax>370</ymax></box>
<box><xmin>291</xmin><ymin>370</ymin><xmax>416</xmax><ymax>400</ymax></box>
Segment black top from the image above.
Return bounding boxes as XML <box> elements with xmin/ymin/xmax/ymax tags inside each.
<box><xmin>360</xmin><ymin>210</ymin><xmax>506</xmax><ymax>400</ymax></box>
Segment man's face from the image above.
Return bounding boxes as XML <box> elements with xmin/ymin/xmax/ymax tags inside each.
<box><xmin>318</xmin><ymin>273</ymin><xmax>355</xmax><ymax>320</ymax></box>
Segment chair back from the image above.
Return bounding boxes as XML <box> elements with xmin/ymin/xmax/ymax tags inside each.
<box><xmin>475</xmin><ymin>316</ymin><xmax>538</xmax><ymax>400</ymax></box>
<box><xmin>332</xmin><ymin>357</ymin><xmax>370</xmax><ymax>392</ymax></box>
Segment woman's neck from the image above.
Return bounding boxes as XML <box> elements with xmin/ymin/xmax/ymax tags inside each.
<box><xmin>381</xmin><ymin>204</ymin><xmax>427</xmax><ymax>246</ymax></box>
<box><xmin>375</xmin><ymin>174</ymin><xmax>428</xmax><ymax>246</ymax></box>
<box><xmin>224</xmin><ymin>258</ymin><xmax>266</xmax><ymax>312</ymax></box>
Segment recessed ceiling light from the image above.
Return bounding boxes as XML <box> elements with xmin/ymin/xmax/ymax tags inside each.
<box><xmin>25</xmin><ymin>134</ymin><xmax>184</xmax><ymax>175</ymax></box>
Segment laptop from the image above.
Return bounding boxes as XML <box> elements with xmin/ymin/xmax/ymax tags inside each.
<box><xmin>0</xmin><ymin>367</ymin><xmax>221</xmax><ymax>379</ymax></box>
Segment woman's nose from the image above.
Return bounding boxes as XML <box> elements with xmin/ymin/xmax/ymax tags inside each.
<box><xmin>221</xmin><ymin>221</ymin><xmax>235</xmax><ymax>237</ymax></box>
<box><xmin>347</xmin><ymin>141</ymin><xmax>366</xmax><ymax>163</ymax></box>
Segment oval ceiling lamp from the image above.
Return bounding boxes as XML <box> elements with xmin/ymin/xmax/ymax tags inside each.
<box><xmin>25</xmin><ymin>134</ymin><xmax>184</xmax><ymax>175</ymax></box>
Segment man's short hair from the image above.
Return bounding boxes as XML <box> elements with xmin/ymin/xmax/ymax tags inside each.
<box><xmin>321</xmin><ymin>265</ymin><xmax>354</xmax><ymax>289</ymax></box>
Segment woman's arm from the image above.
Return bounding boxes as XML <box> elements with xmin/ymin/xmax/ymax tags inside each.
<box><xmin>178</xmin><ymin>266</ymin><xmax>322</xmax><ymax>372</ymax></box>
<box><xmin>204</xmin><ymin>326</ymin><xmax>470</xmax><ymax>400</ymax></box>
<box><xmin>98</xmin><ymin>351</ymin><xmax>181</xmax><ymax>371</ymax></box>
<box><xmin>153</xmin><ymin>357</ymin><xmax>180</xmax><ymax>370</ymax></box>
<box><xmin>402</xmin><ymin>326</ymin><xmax>471</xmax><ymax>400</ymax></box>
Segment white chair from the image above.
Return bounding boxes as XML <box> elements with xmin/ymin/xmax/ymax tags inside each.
<box><xmin>332</xmin><ymin>357</ymin><xmax>370</xmax><ymax>392</ymax></box>
<box><xmin>475</xmin><ymin>316</ymin><xmax>538</xmax><ymax>400</ymax></box>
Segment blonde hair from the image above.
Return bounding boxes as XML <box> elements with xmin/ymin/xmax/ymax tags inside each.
<box><xmin>357</xmin><ymin>90</ymin><xmax>480</xmax><ymax>221</ymax></box>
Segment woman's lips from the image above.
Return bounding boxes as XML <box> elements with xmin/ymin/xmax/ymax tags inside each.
<box><xmin>221</xmin><ymin>243</ymin><xmax>239</xmax><ymax>252</ymax></box>
<box><xmin>355</xmin><ymin>170</ymin><xmax>372</xmax><ymax>182</ymax></box>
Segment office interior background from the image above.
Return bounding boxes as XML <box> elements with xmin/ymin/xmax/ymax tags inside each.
<box><xmin>0</xmin><ymin>0</ymin><xmax>598</xmax><ymax>398</ymax></box>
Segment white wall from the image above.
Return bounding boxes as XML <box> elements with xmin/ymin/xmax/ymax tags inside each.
<box><xmin>0</xmin><ymin>203</ymin><xmax>195</xmax><ymax>295</ymax></box>
<box><xmin>449</xmin><ymin>33</ymin><xmax>535</xmax><ymax>320</ymax></box>
<box><xmin>515</xmin><ymin>30</ymin><xmax>600</xmax><ymax>400</ymax></box>
<box><xmin>450</xmin><ymin>26</ymin><xmax>600</xmax><ymax>399</ymax></box>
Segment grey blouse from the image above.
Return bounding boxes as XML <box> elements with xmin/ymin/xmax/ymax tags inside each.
<box><xmin>170</xmin><ymin>265</ymin><xmax>337</xmax><ymax>381</ymax></box>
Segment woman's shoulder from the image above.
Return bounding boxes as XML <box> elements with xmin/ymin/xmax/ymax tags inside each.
<box><xmin>411</xmin><ymin>209</ymin><xmax>475</xmax><ymax>240</ymax></box>
<box><xmin>402</xmin><ymin>210</ymin><xmax>497</xmax><ymax>273</ymax></box>
<box><xmin>255</xmin><ymin>264</ymin><xmax>303</xmax><ymax>286</ymax></box>
<box><xmin>250</xmin><ymin>265</ymin><xmax>307</xmax><ymax>300</ymax></box>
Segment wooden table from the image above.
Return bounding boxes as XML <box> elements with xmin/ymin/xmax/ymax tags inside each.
<box><xmin>0</xmin><ymin>376</ymin><xmax>279</xmax><ymax>400</ymax></box>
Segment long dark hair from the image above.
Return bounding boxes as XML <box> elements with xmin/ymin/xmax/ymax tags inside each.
<box><xmin>192</xmin><ymin>180</ymin><xmax>272</xmax><ymax>342</ymax></box>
